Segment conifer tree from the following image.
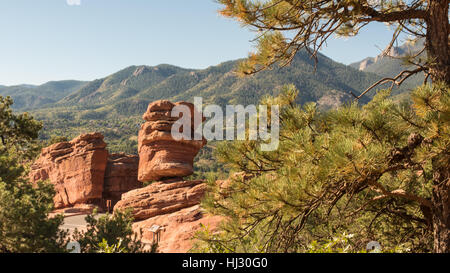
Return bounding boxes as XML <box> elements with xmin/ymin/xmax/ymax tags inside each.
<box><xmin>195</xmin><ymin>0</ymin><xmax>449</xmax><ymax>253</ymax></box>
<box><xmin>198</xmin><ymin>83</ymin><xmax>449</xmax><ymax>253</ymax></box>
<box><xmin>0</xmin><ymin>96</ymin><xmax>68</xmax><ymax>252</ymax></box>
<box><xmin>218</xmin><ymin>0</ymin><xmax>449</xmax><ymax>87</ymax></box>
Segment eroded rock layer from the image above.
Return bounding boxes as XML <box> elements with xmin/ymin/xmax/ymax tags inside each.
<box><xmin>30</xmin><ymin>133</ymin><xmax>108</xmax><ymax>209</ymax></box>
<box><xmin>114</xmin><ymin>179</ymin><xmax>222</xmax><ymax>252</ymax></box>
<box><xmin>134</xmin><ymin>205</ymin><xmax>222</xmax><ymax>253</ymax></box>
<box><xmin>114</xmin><ymin>179</ymin><xmax>206</xmax><ymax>221</ymax></box>
<box><xmin>138</xmin><ymin>100</ymin><xmax>206</xmax><ymax>182</ymax></box>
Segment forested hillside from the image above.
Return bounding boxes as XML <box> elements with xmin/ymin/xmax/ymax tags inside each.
<box><xmin>349</xmin><ymin>39</ymin><xmax>426</xmax><ymax>96</ymax></box>
<box><xmin>0</xmin><ymin>80</ymin><xmax>86</xmax><ymax>110</ymax></box>
<box><xmin>3</xmin><ymin>49</ymin><xmax>413</xmax><ymax>157</ymax></box>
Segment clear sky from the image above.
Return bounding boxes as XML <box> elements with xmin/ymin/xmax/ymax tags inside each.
<box><xmin>0</xmin><ymin>0</ymin><xmax>403</xmax><ymax>86</ymax></box>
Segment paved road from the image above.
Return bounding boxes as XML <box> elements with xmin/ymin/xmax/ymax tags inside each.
<box><xmin>61</xmin><ymin>213</ymin><xmax>106</xmax><ymax>233</ymax></box>
<box><xmin>61</xmin><ymin>213</ymin><xmax>154</xmax><ymax>252</ymax></box>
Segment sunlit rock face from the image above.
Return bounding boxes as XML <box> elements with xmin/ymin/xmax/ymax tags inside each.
<box><xmin>30</xmin><ymin>134</ymin><xmax>141</xmax><ymax>210</ymax></box>
<box><xmin>138</xmin><ymin>100</ymin><xmax>206</xmax><ymax>182</ymax></box>
<box><xmin>114</xmin><ymin>179</ymin><xmax>206</xmax><ymax>221</ymax></box>
<box><xmin>112</xmin><ymin>100</ymin><xmax>221</xmax><ymax>253</ymax></box>
<box><xmin>30</xmin><ymin>133</ymin><xmax>108</xmax><ymax>209</ymax></box>
<box><xmin>114</xmin><ymin>179</ymin><xmax>222</xmax><ymax>253</ymax></box>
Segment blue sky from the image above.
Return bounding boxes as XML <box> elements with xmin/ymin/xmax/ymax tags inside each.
<box><xmin>0</xmin><ymin>0</ymin><xmax>403</xmax><ymax>86</ymax></box>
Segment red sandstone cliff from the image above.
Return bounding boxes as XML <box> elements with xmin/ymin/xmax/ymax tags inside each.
<box><xmin>30</xmin><ymin>133</ymin><xmax>108</xmax><ymax>209</ymax></box>
<box><xmin>30</xmin><ymin>134</ymin><xmax>140</xmax><ymax>210</ymax></box>
<box><xmin>31</xmin><ymin>99</ymin><xmax>221</xmax><ymax>252</ymax></box>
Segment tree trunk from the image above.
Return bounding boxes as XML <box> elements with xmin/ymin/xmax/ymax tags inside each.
<box><xmin>426</xmin><ymin>0</ymin><xmax>450</xmax><ymax>84</ymax></box>
<box><xmin>425</xmin><ymin>0</ymin><xmax>450</xmax><ymax>253</ymax></box>
<box><xmin>431</xmin><ymin>160</ymin><xmax>450</xmax><ymax>253</ymax></box>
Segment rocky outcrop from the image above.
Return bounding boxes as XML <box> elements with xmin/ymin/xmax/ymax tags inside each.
<box><xmin>30</xmin><ymin>133</ymin><xmax>108</xmax><ymax>209</ymax></box>
<box><xmin>111</xmin><ymin>100</ymin><xmax>220</xmax><ymax>252</ymax></box>
<box><xmin>133</xmin><ymin>205</ymin><xmax>222</xmax><ymax>253</ymax></box>
<box><xmin>114</xmin><ymin>178</ymin><xmax>222</xmax><ymax>252</ymax></box>
<box><xmin>32</xmin><ymin>98</ymin><xmax>218</xmax><ymax>252</ymax></box>
<box><xmin>317</xmin><ymin>89</ymin><xmax>353</xmax><ymax>110</ymax></box>
<box><xmin>30</xmin><ymin>134</ymin><xmax>141</xmax><ymax>210</ymax></box>
<box><xmin>114</xmin><ymin>179</ymin><xmax>206</xmax><ymax>221</ymax></box>
<box><xmin>358</xmin><ymin>58</ymin><xmax>374</xmax><ymax>71</ymax></box>
<box><xmin>138</xmin><ymin>100</ymin><xmax>206</xmax><ymax>182</ymax></box>
<box><xmin>103</xmin><ymin>153</ymin><xmax>140</xmax><ymax>208</ymax></box>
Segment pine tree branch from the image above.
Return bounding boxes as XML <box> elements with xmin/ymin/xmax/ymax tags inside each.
<box><xmin>351</xmin><ymin>67</ymin><xmax>427</xmax><ymax>99</ymax></box>
<box><xmin>367</xmin><ymin>183</ymin><xmax>432</xmax><ymax>208</ymax></box>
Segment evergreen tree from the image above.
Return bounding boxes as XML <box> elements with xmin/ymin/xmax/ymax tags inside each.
<box><xmin>195</xmin><ymin>0</ymin><xmax>450</xmax><ymax>253</ymax></box>
<box><xmin>218</xmin><ymin>0</ymin><xmax>449</xmax><ymax>87</ymax></box>
<box><xmin>198</xmin><ymin>83</ymin><xmax>449</xmax><ymax>253</ymax></box>
<box><xmin>71</xmin><ymin>209</ymin><xmax>151</xmax><ymax>253</ymax></box>
<box><xmin>0</xmin><ymin>96</ymin><xmax>68</xmax><ymax>252</ymax></box>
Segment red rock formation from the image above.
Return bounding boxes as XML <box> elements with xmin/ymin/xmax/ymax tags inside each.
<box><xmin>138</xmin><ymin>100</ymin><xmax>206</xmax><ymax>182</ymax></box>
<box><xmin>103</xmin><ymin>153</ymin><xmax>140</xmax><ymax>208</ymax></box>
<box><xmin>30</xmin><ymin>133</ymin><xmax>108</xmax><ymax>209</ymax></box>
<box><xmin>114</xmin><ymin>179</ymin><xmax>222</xmax><ymax>252</ymax></box>
<box><xmin>111</xmin><ymin>100</ymin><xmax>220</xmax><ymax>252</ymax></box>
<box><xmin>31</xmin><ymin>98</ymin><xmax>218</xmax><ymax>252</ymax></box>
<box><xmin>30</xmin><ymin>134</ymin><xmax>143</xmax><ymax>210</ymax></box>
<box><xmin>134</xmin><ymin>205</ymin><xmax>222</xmax><ymax>253</ymax></box>
<box><xmin>114</xmin><ymin>179</ymin><xmax>205</xmax><ymax>220</ymax></box>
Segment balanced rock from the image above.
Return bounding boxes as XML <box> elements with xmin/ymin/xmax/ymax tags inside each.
<box><xmin>138</xmin><ymin>100</ymin><xmax>206</xmax><ymax>182</ymax></box>
<box><xmin>103</xmin><ymin>153</ymin><xmax>140</xmax><ymax>208</ymax></box>
<box><xmin>30</xmin><ymin>133</ymin><xmax>108</xmax><ymax>209</ymax></box>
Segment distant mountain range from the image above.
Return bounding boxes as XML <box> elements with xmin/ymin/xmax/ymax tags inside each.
<box><xmin>0</xmin><ymin>80</ymin><xmax>86</xmax><ymax>110</ymax></box>
<box><xmin>1</xmin><ymin>48</ymin><xmax>414</xmax><ymax>115</ymax></box>
<box><xmin>349</xmin><ymin>39</ymin><xmax>425</xmax><ymax>95</ymax></box>
<box><xmin>0</xmin><ymin>46</ymin><xmax>423</xmax><ymax>153</ymax></box>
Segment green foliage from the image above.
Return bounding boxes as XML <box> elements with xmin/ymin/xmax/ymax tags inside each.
<box><xmin>28</xmin><ymin>51</ymin><xmax>403</xmax><ymax>167</ymax></box>
<box><xmin>72</xmin><ymin>209</ymin><xmax>150</xmax><ymax>253</ymax></box>
<box><xmin>0</xmin><ymin>179</ymin><xmax>68</xmax><ymax>252</ymax></box>
<box><xmin>196</xmin><ymin>83</ymin><xmax>449</xmax><ymax>253</ymax></box>
<box><xmin>46</xmin><ymin>136</ymin><xmax>69</xmax><ymax>146</ymax></box>
<box><xmin>0</xmin><ymin>95</ymin><xmax>68</xmax><ymax>253</ymax></box>
<box><xmin>0</xmin><ymin>96</ymin><xmax>43</xmax><ymax>171</ymax></box>
<box><xmin>306</xmin><ymin>232</ymin><xmax>411</xmax><ymax>253</ymax></box>
<box><xmin>192</xmin><ymin>224</ymin><xmax>237</xmax><ymax>253</ymax></box>
<box><xmin>306</xmin><ymin>233</ymin><xmax>361</xmax><ymax>253</ymax></box>
<box><xmin>97</xmin><ymin>238</ymin><xmax>126</xmax><ymax>253</ymax></box>
<box><xmin>0</xmin><ymin>81</ymin><xmax>86</xmax><ymax>110</ymax></box>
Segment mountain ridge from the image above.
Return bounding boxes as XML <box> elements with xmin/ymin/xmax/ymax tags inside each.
<box><xmin>1</xmin><ymin>49</ymin><xmax>416</xmax><ymax>153</ymax></box>
<box><xmin>0</xmin><ymin>80</ymin><xmax>87</xmax><ymax>110</ymax></box>
<box><xmin>3</xmin><ymin>49</ymin><xmax>413</xmax><ymax>113</ymax></box>
<box><xmin>349</xmin><ymin>39</ymin><xmax>426</xmax><ymax>93</ymax></box>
